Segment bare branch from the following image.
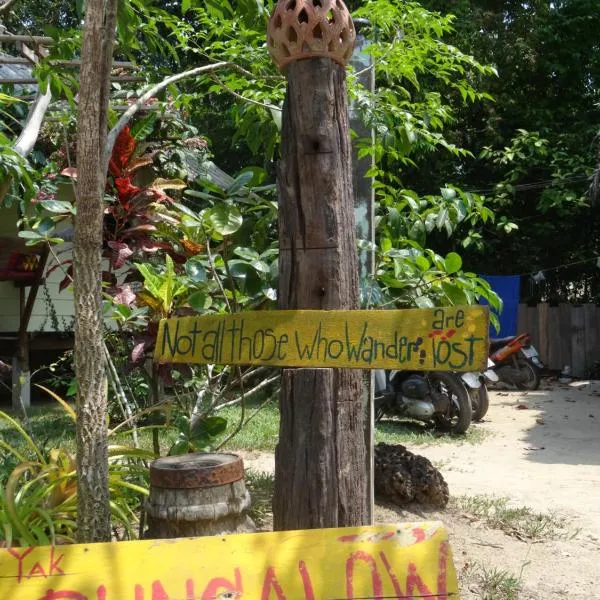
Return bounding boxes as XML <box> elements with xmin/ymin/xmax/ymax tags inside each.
<box><xmin>0</xmin><ymin>86</ymin><xmax>52</xmax><ymax>204</ymax></box>
<box><xmin>104</xmin><ymin>61</ymin><xmax>282</xmax><ymax>171</ymax></box>
<box><xmin>214</xmin><ymin>374</ymin><xmax>280</xmax><ymax>411</ymax></box>
<box><xmin>14</xmin><ymin>86</ymin><xmax>52</xmax><ymax>156</ymax></box>
<box><xmin>105</xmin><ymin>61</ymin><xmax>229</xmax><ymax>171</ymax></box>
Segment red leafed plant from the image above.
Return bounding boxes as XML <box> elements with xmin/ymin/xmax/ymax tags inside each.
<box><xmin>55</xmin><ymin>127</ymin><xmax>184</xmax><ymax>292</ymax></box>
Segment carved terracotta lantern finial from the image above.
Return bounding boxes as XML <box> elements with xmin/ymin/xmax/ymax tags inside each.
<box><xmin>267</xmin><ymin>0</ymin><xmax>356</xmax><ymax>73</ymax></box>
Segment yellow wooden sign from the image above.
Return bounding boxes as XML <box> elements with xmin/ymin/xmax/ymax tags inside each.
<box><xmin>155</xmin><ymin>306</ymin><xmax>488</xmax><ymax>371</ymax></box>
<box><xmin>0</xmin><ymin>522</ymin><xmax>458</xmax><ymax>599</ymax></box>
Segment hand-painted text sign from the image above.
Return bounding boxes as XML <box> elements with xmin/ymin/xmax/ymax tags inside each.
<box><xmin>155</xmin><ymin>306</ymin><xmax>489</xmax><ymax>371</ymax></box>
<box><xmin>0</xmin><ymin>522</ymin><xmax>458</xmax><ymax>599</ymax></box>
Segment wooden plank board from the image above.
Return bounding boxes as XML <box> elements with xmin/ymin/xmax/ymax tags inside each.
<box><xmin>547</xmin><ymin>305</ymin><xmax>561</xmax><ymax>371</ymax></box>
<box><xmin>155</xmin><ymin>307</ymin><xmax>489</xmax><ymax>371</ymax></box>
<box><xmin>537</xmin><ymin>303</ymin><xmax>549</xmax><ymax>367</ymax></box>
<box><xmin>571</xmin><ymin>306</ymin><xmax>586</xmax><ymax>378</ymax></box>
<box><xmin>0</xmin><ymin>522</ymin><xmax>458</xmax><ymax>599</ymax></box>
<box><xmin>526</xmin><ymin>305</ymin><xmax>539</xmax><ymax>349</ymax></box>
<box><xmin>584</xmin><ymin>304</ymin><xmax>599</xmax><ymax>376</ymax></box>
<box><xmin>559</xmin><ymin>303</ymin><xmax>573</xmax><ymax>371</ymax></box>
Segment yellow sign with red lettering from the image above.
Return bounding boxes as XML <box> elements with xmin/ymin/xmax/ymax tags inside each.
<box><xmin>0</xmin><ymin>522</ymin><xmax>458</xmax><ymax>599</ymax></box>
<box><xmin>154</xmin><ymin>306</ymin><xmax>489</xmax><ymax>371</ymax></box>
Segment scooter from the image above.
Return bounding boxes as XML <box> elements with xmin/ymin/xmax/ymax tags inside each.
<box><xmin>489</xmin><ymin>333</ymin><xmax>543</xmax><ymax>390</ymax></box>
<box><xmin>374</xmin><ymin>369</ymin><xmax>472</xmax><ymax>434</ymax></box>
<box><xmin>460</xmin><ymin>358</ymin><xmax>499</xmax><ymax>421</ymax></box>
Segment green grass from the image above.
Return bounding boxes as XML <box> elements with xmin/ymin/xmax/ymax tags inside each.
<box><xmin>218</xmin><ymin>401</ymin><xmax>488</xmax><ymax>452</ymax></box>
<box><xmin>453</xmin><ymin>494</ymin><xmax>576</xmax><ymax>541</ymax></box>
<box><xmin>1</xmin><ymin>396</ymin><xmax>487</xmax><ymax>471</ymax></box>
<box><xmin>461</xmin><ymin>562</ymin><xmax>523</xmax><ymax>600</ymax></box>
<box><xmin>0</xmin><ymin>405</ymin><xmax>77</xmax><ymax>461</ymax></box>
<box><xmin>375</xmin><ymin>417</ymin><xmax>488</xmax><ymax>446</ymax></box>
<box><xmin>217</xmin><ymin>400</ymin><xmax>281</xmax><ymax>451</ymax></box>
<box><xmin>245</xmin><ymin>469</ymin><xmax>275</xmax><ymax>528</ymax></box>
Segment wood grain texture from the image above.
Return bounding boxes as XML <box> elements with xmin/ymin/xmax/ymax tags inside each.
<box><xmin>275</xmin><ymin>58</ymin><xmax>366</xmax><ymax>530</ymax></box>
<box><xmin>73</xmin><ymin>0</ymin><xmax>116</xmax><ymax>543</ymax></box>
<box><xmin>154</xmin><ymin>307</ymin><xmax>490</xmax><ymax>371</ymax></box>
<box><xmin>571</xmin><ymin>306</ymin><xmax>586</xmax><ymax>378</ymax></box>
<box><xmin>0</xmin><ymin>522</ymin><xmax>458</xmax><ymax>599</ymax></box>
<box><xmin>145</xmin><ymin>479</ymin><xmax>255</xmax><ymax>538</ymax></box>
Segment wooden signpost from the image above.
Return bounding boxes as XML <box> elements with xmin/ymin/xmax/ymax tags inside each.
<box><xmin>0</xmin><ymin>522</ymin><xmax>458</xmax><ymax>599</ymax></box>
<box><xmin>155</xmin><ymin>306</ymin><xmax>489</xmax><ymax>372</ymax></box>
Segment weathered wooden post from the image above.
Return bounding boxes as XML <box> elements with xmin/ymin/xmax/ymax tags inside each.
<box><xmin>267</xmin><ymin>0</ymin><xmax>368</xmax><ymax>529</ymax></box>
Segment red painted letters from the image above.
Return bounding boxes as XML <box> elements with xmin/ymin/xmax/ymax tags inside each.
<box><xmin>345</xmin><ymin>551</ymin><xmax>383</xmax><ymax>599</ymax></box>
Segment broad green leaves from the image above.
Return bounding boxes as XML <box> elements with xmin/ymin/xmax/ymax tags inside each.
<box><xmin>208</xmin><ymin>205</ymin><xmax>243</xmax><ymax>237</ymax></box>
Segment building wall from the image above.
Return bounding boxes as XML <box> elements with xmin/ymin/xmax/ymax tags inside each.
<box><xmin>0</xmin><ymin>205</ymin><xmax>75</xmax><ymax>333</ymax></box>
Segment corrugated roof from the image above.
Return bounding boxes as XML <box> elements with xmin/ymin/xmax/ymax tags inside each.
<box><xmin>0</xmin><ymin>51</ymin><xmax>36</xmax><ymax>92</ymax></box>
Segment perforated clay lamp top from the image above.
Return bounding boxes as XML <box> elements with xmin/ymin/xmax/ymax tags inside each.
<box><xmin>267</xmin><ymin>0</ymin><xmax>356</xmax><ymax>73</ymax></box>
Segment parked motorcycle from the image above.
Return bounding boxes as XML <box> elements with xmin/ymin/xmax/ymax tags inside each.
<box><xmin>489</xmin><ymin>333</ymin><xmax>543</xmax><ymax>390</ymax></box>
<box><xmin>374</xmin><ymin>370</ymin><xmax>472</xmax><ymax>434</ymax></box>
<box><xmin>460</xmin><ymin>358</ymin><xmax>499</xmax><ymax>421</ymax></box>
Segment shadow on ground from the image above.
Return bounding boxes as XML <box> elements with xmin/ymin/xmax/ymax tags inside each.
<box><xmin>495</xmin><ymin>381</ymin><xmax>600</xmax><ymax>466</ymax></box>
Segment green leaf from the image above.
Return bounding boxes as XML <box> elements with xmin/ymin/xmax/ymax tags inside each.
<box><xmin>191</xmin><ymin>416</ymin><xmax>227</xmax><ymax>441</ymax></box>
<box><xmin>436</xmin><ymin>208</ymin><xmax>449</xmax><ymax>231</ymax></box>
<box><xmin>250</xmin><ymin>259</ymin><xmax>271</xmax><ymax>274</ymax></box>
<box><xmin>440</xmin><ymin>187</ymin><xmax>456</xmax><ymax>201</ymax></box>
<box><xmin>173</xmin><ymin>202</ymin><xmax>202</xmax><ymax>222</ymax></box>
<box><xmin>18</xmin><ymin>231</ymin><xmax>43</xmax><ymax>240</ymax></box>
<box><xmin>182</xmin><ymin>0</ymin><xmax>191</xmax><ymax>14</ymax></box>
<box><xmin>236</xmin><ymin>167</ymin><xmax>267</xmax><ymax>187</ymax></box>
<box><xmin>444</xmin><ymin>252</ymin><xmax>462</xmax><ymax>274</ymax></box>
<box><xmin>41</xmin><ymin>200</ymin><xmax>76</xmax><ymax>214</ymax></box>
<box><xmin>131</xmin><ymin>113</ymin><xmax>158</xmax><ymax>140</ymax></box>
<box><xmin>441</xmin><ymin>282</ymin><xmax>468</xmax><ymax>306</ymax></box>
<box><xmin>168</xmin><ymin>439</ymin><xmax>191</xmax><ymax>456</ymax></box>
<box><xmin>188</xmin><ymin>291</ymin><xmax>212</xmax><ymax>311</ymax></box>
<box><xmin>415</xmin><ymin>296</ymin><xmax>435</xmax><ymax>308</ymax></box>
<box><xmin>227</xmin><ymin>171</ymin><xmax>254</xmax><ymax>195</ymax></box>
<box><xmin>208</xmin><ymin>205</ymin><xmax>243</xmax><ymax>236</ymax></box>
<box><xmin>415</xmin><ymin>255</ymin><xmax>430</xmax><ymax>271</ymax></box>
<box><xmin>37</xmin><ymin>217</ymin><xmax>55</xmax><ymax>236</ymax></box>
<box><xmin>135</xmin><ymin>263</ymin><xmax>162</xmax><ymax>299</ymax></box>
<box><xmin>489</xmin><ymin>312</ymin><xmax>501</xmax><ymax>335</ymax></box>
<box><xmin>185</xmin><ymin>258</ymin><xmax>207</xmax><ymax>283</ymax></box>
<box><xmin>234</xmin><ymin>247</ymin><xmax>260</xmax><ymax>261</ymax></box>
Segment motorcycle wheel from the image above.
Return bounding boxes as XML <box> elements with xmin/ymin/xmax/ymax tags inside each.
<box><xmin>514</xmin><ymin>357</ymin><xmax>541</xmax><ymax>391</ymax></box>
<box><xmin>430</xmin><ymin>372</ymin><xmax>472</xmax><ymax>434</ymax></box>
<box><xmin>470</xmin><ymin>384</ymin><xmax>490</xmax><ymax>421</ymax></box>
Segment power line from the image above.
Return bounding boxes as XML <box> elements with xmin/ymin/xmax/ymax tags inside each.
<box><xmin>519</xmin><ymin>255</ymin><xmax>599</xmax><ymax>278</ymax></box>
<box><xmin>468</xmin><ymin>174</ymin><xmax>590</xmax><ymax>196</ymax></box>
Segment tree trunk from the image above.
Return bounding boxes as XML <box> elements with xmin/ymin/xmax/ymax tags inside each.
<box><xmin>273</xmin><ymin>59</ymin><xmax>368</xmax><ymax>530</ymax></box>
<box><xmin>74</xmin><ymin>0</ymin><xmax>117</xmax><ymax>543</ymax></box>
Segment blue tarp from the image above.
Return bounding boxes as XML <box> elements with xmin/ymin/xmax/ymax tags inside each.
<box><xmin>480</xmin><ymin>275</ymin><xmax>520</xmax><ymax>338</ymax></box>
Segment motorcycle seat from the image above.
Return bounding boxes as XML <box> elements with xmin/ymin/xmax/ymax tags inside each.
<box><xmin>489</xmin><ymin>336</ymin><xmax>515</xmax><ymax>351</ymax></box>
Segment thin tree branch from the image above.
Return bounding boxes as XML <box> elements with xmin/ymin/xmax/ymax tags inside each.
<box><xmin>105</xmin><ymin>61</ymin><xmax>229</xmax><ymax>171</ymax></box>
<box><xmin>214</xmin><ymin>366</ymin><xmax>246</xmax><ymax>451</ymax></box>
<box><xmin>205</xmin><ymin>237</ymin><xmax>232</xmax><ymax>312</ymax></box>
<box><xmin>104</xmin><ymin>61</ymin><xmax>283</xmax><ymax>171</ymax></box>
<box><xmin>0</xmin><ymin>41</ymin><xmax>51</xmax><ymax>203</ymax></box>
<box><xmin>214</xmin><ymin>374</ymin><xmax>280</xmax><ymax>411</ymax></box>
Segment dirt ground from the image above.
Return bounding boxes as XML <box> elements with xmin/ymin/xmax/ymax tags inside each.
<box><xmin>240</xmin><ymin>381</ymin><xmax>600</xmax><ymax>599</ymax></box>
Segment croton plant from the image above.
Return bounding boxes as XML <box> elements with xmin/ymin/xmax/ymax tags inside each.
<box><xmin>22</xmin><ymin>123</ymin><xmax>279</xmax><ymax>385</ymax></box>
